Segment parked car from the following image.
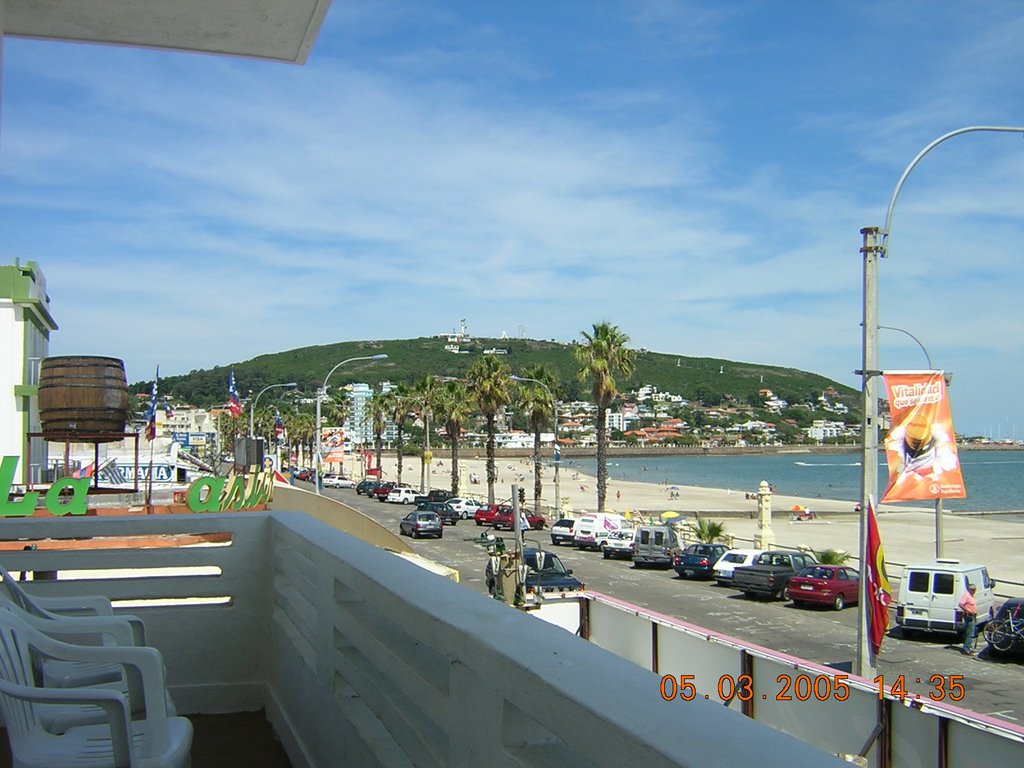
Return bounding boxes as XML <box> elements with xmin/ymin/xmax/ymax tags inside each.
<box><xmin>370</xmin><ymin>482</ymin><xmax>396</xmax><ymax>501</ymax></box>
<box><xmin>522</xmin><ymin>548</ymin><xmax>584</xmax><ymax>595</ymax></box>
<box><xmin>549</xmin><ymin>518</ymin><xmax>576</xmax><ymax>546</ymax></box>
<box><xmin>445</xmin><ymin>498</ymin><xmax>483</xmax><ymax>519</ymax></box>
<box><xmin>414</xmin><ymin>489</ymin><xmax>455</xmax><ymax>506</ymax></box>
<box><xmin>417</xmin><ymin>501</ymin><xmax>459</xmax><ymax>526</ymax></box>
<box><xmin>895</xmin><ymin>560</ymin><xmax>996</xmax><ymax>637</ymax></box>
<box><xmin>602</xmin><ymin>529</ymin><xmax>636</xmax><ymax>560</ymax></box>
<box><xmin>322</xmin><ymin>474</ymin><xmax>355</xmax><ymax>489</ymax></box>
<box><xmin>486</xmin><ymin>547</ymin><xmax>583</xmax><ymax>597</ymax></box>
<box><xmin>355</xmin><ymin>479</ymin><xmax>377</xmax><ymax>495</ymax></box>
<box><xmin>731</xmin><ymin>551</ymin><xmax>818</xmax><ymax>600</ymax></box>
<box><xmin>573</xmin><ymin>513</ymin><xmax>630</xmax><ymax>551</ymax></box>
<box><xmin>295</xmin><ymin>468</ymin><xmax>313</xmax><ymax>481</ymax></box>
<box><xmin>632</xmin><ymin>525</ymin><xmax>680</xmax><ymax>568</ymax></box>
<box><xmin>399</xmin><ymin>511</ymin><xmax>443</xmax><ymax>539</ymax></box>
<box><xmin>387</xmin><ymin>487</ymin><xmax>420</xmax><ymax>505</ymax></box>
<box><xmin>474</xmin><ymin>504</ymin><xmax>511</xmax><ymax>527</ymax></box>
<box><xmin>491</xmin><ymin>509</ymin><xmax>546</xmax><ymax>531</ymax></box>
<box><xmin>672</xmin><ymin>543</ymin><xmax>729</xmax><ymax>579</ymax></box>
<box><xmin>789</xmin><ymin>565</ymin><xmax>860</xmax><ymax>610</ymax></box>
<box><xmin>712</xmin><ymin>549</ymin><xmax>765</xmax><ymax>587</ymax></box>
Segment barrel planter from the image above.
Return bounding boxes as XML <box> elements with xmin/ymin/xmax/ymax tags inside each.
<box><xmin>37</xmin><ymin>356</ymin><xmax>131</xmax><ymax>442</ymax></box>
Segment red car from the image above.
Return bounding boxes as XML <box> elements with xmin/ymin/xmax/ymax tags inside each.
<box><xmin>370</xmin><ymin>482</ymin><xmax>396</xmax><ymax>501</ymax></box>
<box><xmin>789</xmin><ymin>565</ymin><xmax>860</xmax><ymax>611</ymax></box>
<box><xmin>474</xmin><ymin>504</ymin><xmax>512</xmax><ymax>526</ymax></box>
<box><xmin>492</xmin><ymin>510</ymin><xmax>546</xmax><ymax>531</ymax></box>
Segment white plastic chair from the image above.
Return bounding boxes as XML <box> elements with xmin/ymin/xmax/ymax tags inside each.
<box><xmin>0</xmin><ymin>610</ymin><xmax>192</xmax><ymax>768</ymax></box>
<box><xmin>0</xmin><ymin>563</ymin><xmax>147</xmax><ymax>688</ymax></box>
<box><xmin>0</xmin><ymin>564</ymin><xmax>174</xmax><ymax>733</ymax></box>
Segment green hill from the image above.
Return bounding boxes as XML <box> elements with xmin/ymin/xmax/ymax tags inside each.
<box><xmin>130</xmin><ymin>337</ymin><xmax>859</xmax><ymax>416</ymax></box>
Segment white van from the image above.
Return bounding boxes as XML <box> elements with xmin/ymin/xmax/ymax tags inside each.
<box><xmin>895</xmin><ymin>559</ymin><xmax>996</xmax><ymax>636</ymax></box>
<box><xmin>712</xmin><ymin>549</ymin><xmax>765</xmax><ymax>586</ymax></box>
<box><xmin>573</xmin><ymin>513</ymin><xmax>630</xmax><ymax>551</ymax></box>
<box><xmin>632</xmin><ymin>525</ymin><xmax>681</xmax><ymax>567</ymax></box>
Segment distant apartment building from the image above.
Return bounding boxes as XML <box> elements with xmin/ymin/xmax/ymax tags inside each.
<box><xmin>0</xmin><ymin>260</ymin><xmax>58</xmax><ymax>485</ymax></box>
<box><xmin>805</xmin><ymin>419</ymin><xmax>846</xmax><ymax>443</ymax></box>
<box><xmin>344</xmin><ymin>383</ymin><xmax>375</xmax><ymax>445</ymax></box>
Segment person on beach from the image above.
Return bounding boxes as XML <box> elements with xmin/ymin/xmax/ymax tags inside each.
<box><xmin>958</xmin><ymin>583</ymin><xmax>978</xmax><ymax>655</ymax></box>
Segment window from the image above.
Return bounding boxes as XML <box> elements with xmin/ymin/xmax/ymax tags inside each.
<box><xmin>654</xmin><ymin>532</ymin><xmax>665</xmax><ymax>546</ymax></box>
<box><xmin>933</xmin><ymin>573</ymin><xmax>954</xmax><ymax>595</ymax></box>
<box><xmin>723</xmin><ymin>553</ymin><xmax>745</xmax><ymax>564</ymax></box>
<box><xmin>639</xmin><ymin>530</ymin><xmax>650</xmax><ymax>545</ymax></box>
<box><xmin>907</xmin><ymin>571</ymin><xmax>930</xmax><ymax>593</ymax></box>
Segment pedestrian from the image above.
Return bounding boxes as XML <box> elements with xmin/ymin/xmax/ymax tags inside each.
<box><xmin>958</xmin><ymin>583</ymin><xmax>978</xmax><ymax>655</ymax></box>
<box><xmin>616</xmin><ymin>490</ymin><xmax>621</xmax><ymax>502</ymax></box>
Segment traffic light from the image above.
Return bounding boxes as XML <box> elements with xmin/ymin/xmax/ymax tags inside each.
<box><xmin>518</xmin><ymin>487</ymin><xmax>526</xmax><ymax>505</ymax></box>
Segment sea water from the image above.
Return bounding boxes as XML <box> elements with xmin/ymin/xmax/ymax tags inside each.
<box><xmin>571</xmin><ymin>450</ymin><xmax>1024</xmax><ymax>513</ymax></box>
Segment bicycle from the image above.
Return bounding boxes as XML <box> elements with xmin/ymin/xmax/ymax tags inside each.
<box><xmin>984</xmin><ymin>604</ymin><xmax>1024</xmax><ymax>653</ymax></box>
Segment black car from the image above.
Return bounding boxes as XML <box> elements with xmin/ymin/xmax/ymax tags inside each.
<box><xmin>522</xmin><ymin>548</ymin><xmax>584</xmax><ymax>595</ymax></box>
<box><xmin>355</xmin><ymin>479</ymin><xmax>376</xmax><ymax>495</ymax></box>
<box><xmin>416</xmin><ymin>501</ymin><xmax>458</xmax><ymax>526</ymax></box>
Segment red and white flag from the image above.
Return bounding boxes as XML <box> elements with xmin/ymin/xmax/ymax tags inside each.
<box><xmin>866</xmin><ymin>496</ymin><xmax>892</xmax><ymax>656</ymax></box>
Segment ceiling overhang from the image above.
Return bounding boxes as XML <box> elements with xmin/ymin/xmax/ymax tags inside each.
<box><xmin>5</xmin><ymin>0</ymin><xmax>333</xmax><ymax>64</ymax></box>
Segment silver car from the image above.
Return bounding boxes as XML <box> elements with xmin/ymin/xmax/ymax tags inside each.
<box><xmin>399</xmin><ymin>511</ymin><xmax>443</xmax><ymax>539</ymax></box>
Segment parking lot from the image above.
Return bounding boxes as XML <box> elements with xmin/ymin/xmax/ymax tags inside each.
<box><xmin>316</xmin><ymin>482</ymin><xmax>1024</xmax><ymax>725</ymax></box>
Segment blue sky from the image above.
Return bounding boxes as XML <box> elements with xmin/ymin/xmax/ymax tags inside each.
<box><xmin>2</xmin><ymin>1</ymin><xmax>1024</xmax><ymax>437</ymax></box>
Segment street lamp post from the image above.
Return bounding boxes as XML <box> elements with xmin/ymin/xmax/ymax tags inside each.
<box><xmin>856</xmin><ymin>125</ymin><xmax>1024</xmax><ymax>678</ymax></box>
<box><xmin>511</xmin><ymin>375</ymin><xmax>559</xmax><ymax>517</ymax></box>
<box><xmin>315</xmin><ymin>355</ymin><xmax>388</xmax><ymax>494</ymax></box>
<box><xmin>249</xmin><ymin>382</ymin><xmax>298</xmax><ymax>439</ymax></box>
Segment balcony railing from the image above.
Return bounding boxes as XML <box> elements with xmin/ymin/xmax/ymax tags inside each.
<box><xmin>0</xmin><ymin>510</ymin><xmax>844</xmax><ymax>768</ymax></box>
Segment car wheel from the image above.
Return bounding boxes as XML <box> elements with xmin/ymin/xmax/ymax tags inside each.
<box><xmin>781</xmin><ymin>586</ymin><xmax>791</xmax><ymax>601</ymax></box>
<box><xmin>602</xmin><ymin>548</ymin><xmax>610</xmax><ymax>560</ymax></box>
<box><xmin>411</xmin><ymin>529</ymin><xmax>419</xmax><ymax>539</ymax></box>
<box><xmin>402</xmin><ymin>498</ymin><xmax>410</xmax><ymax>504</ymax></box>
<box><xmin>791</xmin><ymin>599</ymin><xmax>803</xmax><ymax>608</ymax></box>
<box><xmin>833</xmin><ymin>594</ymin><xmax>845</xmax><ymax>611</ymax></box>
<box><xmin>462</xmin><ymin>511</ymin><xmax>469</xmax><ymax>519</ymax></box>
<box><xmin>476</xmin><ymin>520</ymin><xmax>483</xmax><ymax>526</ymax></box>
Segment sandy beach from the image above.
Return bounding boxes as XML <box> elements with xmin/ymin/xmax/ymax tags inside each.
<box><xmin>373</xmin><ymin>453</ymin><xmax>1024</xmax><ymax>597</ymax></box>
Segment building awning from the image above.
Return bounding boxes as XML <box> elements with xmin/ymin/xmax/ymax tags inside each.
<box><xmin>5</xmin><ymin>0</ymin><xmax>332</xmax><ymax>64</ymax></box>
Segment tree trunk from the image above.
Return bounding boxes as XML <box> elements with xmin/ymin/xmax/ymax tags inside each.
<box><xmin>596</xmin><ymin>405</ymin><xmax>607</xmax><ymax>514</ymax></box>
<box><xmin>486</xmin><ymin>413</ymin><xmax>497</xmax><ymax>505</ymax></box>
<box><xmin>532</xmin><ymin>427</ymin><xmax>542</xmax><ymax>514</ymax></box>
<box><xmin>450</xmin><ymin>433</ymin><xmax>460</xmax><ymax>496</ymax></box>
<box><xmin>374</xmin><ymin>434</ymin><xmax>383</xmax><ymax>479</ymax></box>
<box><xmin>396</xmin><ymin>427</ymin><xmax>404</xmax><ymax>483</ymax></box>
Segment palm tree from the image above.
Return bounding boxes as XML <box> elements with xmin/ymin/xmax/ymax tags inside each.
<box><xmin>433</xmin><ymin>379</ymin><xmax>474</xmax><ymax>496</ymax></box>
<box><xmin>284</xmin><ymin>411</ymin><xmax>314</xmax><ymax>469</ymax></box>
<box><xmin>466</xmin><ymin>356</ymin><xmax>512</xmax><ymax>504</ymax></box>
<box><xmin>367</xmin><ymin>392</ymin><xmax>389</xmax><ymax>479</ymax></box>
<box><xmin>575</xmin><ymin>322</ymin><xmax>636</xmax><ymax>513</ymax></box>
<box><xmin>812</xmin><ymin>548</ymin><xmax>851</xmax><ymax>565</ymax></box>
<box><xmin>383</xmin><ymin>385</ymin><xmax>413</xmax><ymax>484</ymax></box>
<box><xmin>515</xmin><ymin>364</ymin><xmax>558</xmax><ymax>514</ymax></box>
<box><xmin>410</xmin><ymin>376</ymin><xmax>442</xmax><ymax>492</ymax></box>
<box><xmin>687</xmin><ymin>516</ymin><xmax>727</xmax><ymax>544</ymax></box>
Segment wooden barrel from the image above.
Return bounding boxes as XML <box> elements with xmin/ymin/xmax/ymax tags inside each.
<box><xmin>37</xmin><ymin>356</ymin><xmax>131</xmax><ymax>442</ymax></box>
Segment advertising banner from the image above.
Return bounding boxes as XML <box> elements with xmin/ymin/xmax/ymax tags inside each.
<box><xmin>881</xmin><ymin>371</ymin><xmax>966</xmax><ymax>502</ymax></box>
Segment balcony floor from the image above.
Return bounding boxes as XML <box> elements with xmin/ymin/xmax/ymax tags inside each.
<box><xmin>1</xmin><ymin>709</ymin><xmax>292</xmax><ymax>768</ymax></box>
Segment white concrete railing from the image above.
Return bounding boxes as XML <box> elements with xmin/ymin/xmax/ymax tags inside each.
<box><xmin>580</xmin><ymin>593</ymin><xmax>1024</xmax><ymax>766</ymax></box>
<box><xmin>0</xmin><ymin>511</ymin><xmax>843</xmax><ymax>768</ymax></box>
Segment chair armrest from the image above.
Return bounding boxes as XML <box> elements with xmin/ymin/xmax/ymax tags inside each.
<box><xmin>32</xmin><ymin>594</ymin><xmax>114</xmax><ymax>616</ymax></box>
<box><xmin>0</xmin><ymin>678</ymin><xmax>133</xmax><ymax>767</ymax></box>
<box><xmin>13</xmin><ymin>611</ymin><xmax>139</xmax><ymax>647</ymax></box>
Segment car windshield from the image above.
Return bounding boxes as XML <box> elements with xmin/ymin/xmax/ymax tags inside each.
<box><xmin>526</xmin><ymin>552</ymin><xmax>567</xmax><ymax>575</ymax></box>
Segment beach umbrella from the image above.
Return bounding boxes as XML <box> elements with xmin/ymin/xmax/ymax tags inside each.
<box><xmin>668</xmin><ymin>485</ymin><xmax>679</xmax><ymax>491</ymax></box>
<box><xmin>790</xmin><ymin>504</ymin><xmax>806</xmax><ymax>512</ymax></box>
<box><xmin>661</xmin><ymin>511</ymin><xmax>680</xmax><ymax>520</ymax></box>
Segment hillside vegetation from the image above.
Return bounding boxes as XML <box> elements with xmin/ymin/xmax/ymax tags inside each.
<box><xmin>131</xmin><ymin>337</ymin><xmax>859</xmax><ymax>416</ymax></box>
